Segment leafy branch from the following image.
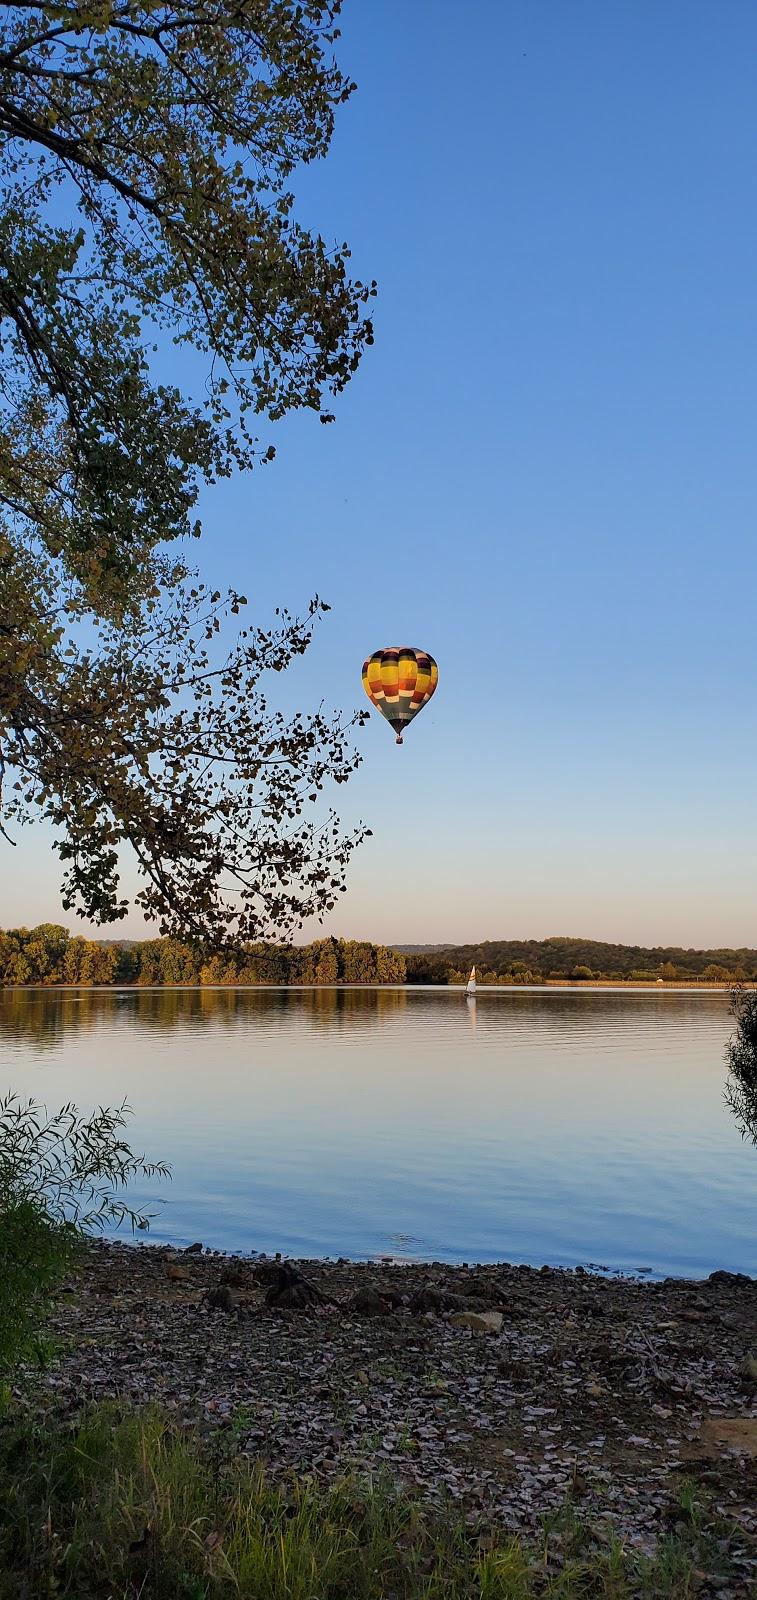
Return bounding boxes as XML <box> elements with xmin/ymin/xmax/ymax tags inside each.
<box><xmin>0</xmin><ymin>1092</ymin><xmax>170</xmax><ymax>1232</ymax></box>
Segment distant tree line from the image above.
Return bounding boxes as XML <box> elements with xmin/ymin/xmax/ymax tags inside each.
<box><xmin>0</xmin><ymin>928</ymin><xmax>405</xmax><ymax>987</ymax></box>
<box><xmin>4</xmin><ymin>927</ymin><xmax>753</xmax><ymax>988</ymax></box>
<box><xmin>403</xmin><ymin>937</ymin><xmax>757</xmax><ymax>985</ymax></box>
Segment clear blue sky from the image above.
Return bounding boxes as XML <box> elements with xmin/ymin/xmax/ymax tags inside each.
<box><xmin>5</xmin><ymin>0</ymin><xmax>757</xmax><ymax>947</ymax></box>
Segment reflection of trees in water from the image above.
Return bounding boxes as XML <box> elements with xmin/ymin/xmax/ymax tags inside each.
<box><xmin>298</xmin><ymin>986</ymin><xmax>408</xmax><ymax>1029</ymax></box>
<box><xmin>420</xmin><ymin>989</ymin><xmax>727</xmax><ymax>1041</ymax></box>
<box><xmin>0</xmin><ymin>989</ymin><xmax>101</xmax><ymax>1048</ymax></box>
<box><xmin>725</xmin><ymin>989</ymin><xmax>757</xmax><ymax>1146</ymax></box>
<box><xmin>0</xmin><ymin>984</ymin><xmax>411</xmax><ymax>1044</ymax></box>
<box><xmin>2</xmin><ymin>984</ymin><xmax>731</xmax><ymax>1049</ymax></box>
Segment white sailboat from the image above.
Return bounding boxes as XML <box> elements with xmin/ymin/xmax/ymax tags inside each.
<box><xmin>466</xmin><ymin>965</ymin><xmax>477</xmax><ymax>997</ymax></box>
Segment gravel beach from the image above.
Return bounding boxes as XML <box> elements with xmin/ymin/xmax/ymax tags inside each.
<box><xmin>21</xmin><ymin>1241</ymin><xmax>757</xmax><ymax>1579</ymax></box>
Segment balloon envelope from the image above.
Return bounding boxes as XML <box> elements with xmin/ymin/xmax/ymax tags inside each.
<box><xmin>362</xmin><ymin>646</ymin><xmax>438</xmax><ymax>744</ymax></box>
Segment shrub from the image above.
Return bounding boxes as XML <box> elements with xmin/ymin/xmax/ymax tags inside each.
<box><xmin>0</xmin><ymin>1096</ymin><xmax>168</xmax><ymax>1380</ymax></box>
<box><xmin>725</xmin><ymin>987</ymin><xmax>757</xmax><ymax>1146</ymax></box>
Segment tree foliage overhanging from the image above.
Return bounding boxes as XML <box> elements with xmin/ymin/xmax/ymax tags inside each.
<box><xmin>0</xmin><ymin>0</ymin><xmax>374</xmax><ymax>600</ymax></box>
<box><xmin>0</xmin><ymin>1</ymin><xmax>375</xmax><ymax>943</ymax></box>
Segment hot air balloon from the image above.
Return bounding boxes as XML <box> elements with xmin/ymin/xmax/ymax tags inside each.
<box><xmin>362</xmin><ymin>646</ymin><xmax>438</xmax><ymax>745</ymax></box>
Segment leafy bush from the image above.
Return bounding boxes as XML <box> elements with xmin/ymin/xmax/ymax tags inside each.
<box><xmin>0</xmin><ymin>1197</ymin><xmax>74</xmax><ymax>1382</ymax></box>
<box><xmin>0</xmin><ymin>1096</ymin><xmax>168</xmax><ymax>1380</ymax></box>
<box><xmin>725</xmin><ymin>987</ymin><xmax>757</xmax><ymax>1145</ymax></box>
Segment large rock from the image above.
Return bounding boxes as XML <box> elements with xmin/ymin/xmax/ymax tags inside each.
<box><xmin>708</xmin><ymin>1269</ymin><xmax>754</xmax><ymax>1286</ymax></box>
<box><xmin>265</xmin><ymin>1263</ymin><xmax>330</xmax><ymax>1310</ymax></box>
<box><xmin>409</xmin><ymin>1284</ymin><xmax>468</xmax><ymax>1314</ymax></box>
<box><xmin>348</xmin><ymin>1287</ymin><xmax>393</xmax><ymax>1317</ymax></box>
<box><xmin>450</xmin><ymin>1310</ymin><xmax>504</xmax><ymax>1334</ymax></box>
<box><xmin>204</xmin><ymin>1286</ymin><xmax>239</xmax><ymax>1314</ymax></box>
<box><xmin>220</xmin><ymin>1263</ymin><xmax>249</xmax><ymax>1288</ymax></box>
<box><xmin>461</xmin><ymin>1273</ymin><xmax>507</xmax><ymax>1305</ymax></box>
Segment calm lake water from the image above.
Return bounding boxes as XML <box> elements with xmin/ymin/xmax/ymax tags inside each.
<box><xmin>2</xmin><ymin>986</ymin><xmax>755</xmax><ymax>1279</ymax></box>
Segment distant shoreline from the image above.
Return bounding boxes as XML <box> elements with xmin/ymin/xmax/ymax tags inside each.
<box><xmin>0</xmin><ymin>979</ymin><xmax>749</xmax><ymax>992</ymax></box>
<box><xmin>4</xmin><ymin>929</ymin><xmax>754</xmax><ymax>988</ymax></box>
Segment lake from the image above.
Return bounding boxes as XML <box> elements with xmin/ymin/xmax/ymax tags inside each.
<box><xmin>1</xmin><ymin>986</ymin><xmax>755</xmax><ymax>1279</ymax></box>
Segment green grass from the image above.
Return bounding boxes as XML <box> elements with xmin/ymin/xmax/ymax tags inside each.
<box><xmin>0</xmin><ymin>1403</ymin><xmax>741</xmax><ymax>1598</ymax></box>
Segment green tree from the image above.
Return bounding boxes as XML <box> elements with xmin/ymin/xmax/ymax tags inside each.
<box><xmin>157</xmin><ymin>939</ymin><xmax>198</xmax><ymax>986</ymax></box>
<box><xmin>3</xmin><ymin>945</ymin><xmax>31</xmax><ymax>985</ymax></box>
<box><xmin>338</xmin><ymin>940</ymin><xmax>375</xmax><ymax>983</ymax></box>
<box><xmin>0</xmin><ymin>0</ymin><xmax>374</xmax><ymax>606</ymax></box>
<box><xmin>135</xmin><ymin>941</ymin><xmax>165</xmax><ymax>986</ymax></box>
<box><xmin>61</xmin><ymin>936</ymin><xmax>85</xmax><ymax>985</ymax></box>
<box><xmin>0</xmin><ymin>1</ymin><xmax>374</xmax><ymax>942</ymax></box>
<box><xmin>376</xmin><ymin>944</ymin><xmax>405</xmax><ymax>983</ymax></box>
<box><xmin>115</xmin><ymin>943</ymin><xmax>139</xmax><ymax>984</ymax></box>
<box><xmin>80</xmin><ymin>941</ymin><xmax>117</xmax><ymax>985</ymax></box>
<box><xmin>299</xmin><ymin>937</ymin><xmax>339</xmax><ymax>984</ymax></box>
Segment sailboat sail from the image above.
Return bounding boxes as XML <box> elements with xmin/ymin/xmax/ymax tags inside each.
<box><xmin>466</xmin><ymin>965</ymin><xmax>477</xmax><ymax>996</ymax></box>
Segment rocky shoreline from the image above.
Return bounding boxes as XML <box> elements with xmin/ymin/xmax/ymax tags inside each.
<box><xmin>21</xmin><ymin>1241</ymin><xmax>757</xmax><ymax>1579</ymax></box>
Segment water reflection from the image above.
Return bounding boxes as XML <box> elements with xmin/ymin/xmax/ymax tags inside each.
<box><xmin>0</xmin><ymin>982</ymin><xmax>412</xmax><ymax>1045</ymax></box>
<box><xmin>0</xmin><ymin>982</ymin><xmax>728</xmax><ymax>1046</ymax></box>
<box><xmin>2</xmin><ymin>987</ymin><xmax>755</xmax><ymax>1277</ymax></box>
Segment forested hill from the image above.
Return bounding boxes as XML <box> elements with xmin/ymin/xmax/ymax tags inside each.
<box><xmin>401</xmin><ymin>937</ymin><xmax>757</xmax><ymax>984</ymax></box>
<box><xmin>0</xmin><ymin>928</ymin><xmax>405</xmax><ymax>986</ymax></box>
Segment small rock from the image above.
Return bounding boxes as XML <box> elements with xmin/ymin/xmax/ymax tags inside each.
<box><xmin>462</xmin><ymin>1274</ymin><xmax>506</xmax><ymax>1305</ymax></box>
<box><xmin>166</xmin><ymin>1264</ymin><xmax>190</xmax><ymax>1283</ymax></box>
<box><xmin>348</xmin><ymin>1287</ymin><xmax>392</xmax><ymax>1317</ymax></box>
<box><xmin>265</xmin><ymin>1263</ymin><xmax>329</xmax><ymax>1310</ymax></box>
<box><xmin>738</xmin><ymin>1353</ymin><xmax>757</xmax><ymax>1386</ymax></box>
<box><xmin>450</xmin><ymin>1311</ymin><xmax>504</xmax><ymax>1335</ymax></box>
<box><xmin>409</xmin><ymin>1284</ymin><xmax>467</xmax><ymax>1314</ymax></box>
<box><xmin>204</xmin><ymin>1286</ymin><xmax>239</xmax><ymax>1315</ymax></box>
<box><xmin>220</xmin><ymin>1264</ymin><xmax>248</xmax><ymax>1288</ymax></box>
<box><xmin>184</xmin><ymin>1242</ymin><xmax>203</xmax><ymax>1254</ymax></box>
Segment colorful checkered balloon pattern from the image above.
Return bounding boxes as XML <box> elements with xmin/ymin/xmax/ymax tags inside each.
<box><xmin>361</xmin><ymin>647</ymin><xmax>438</xmax><ymax>745</ymax></box>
